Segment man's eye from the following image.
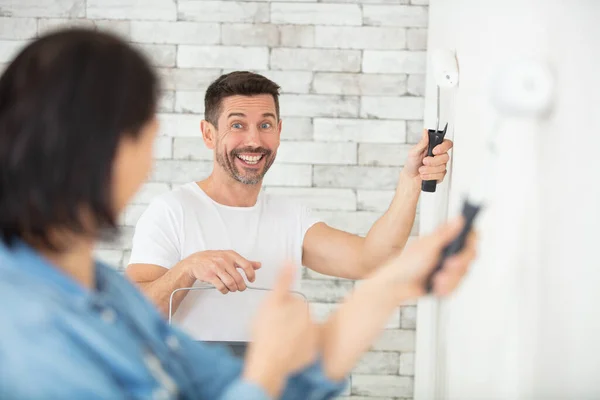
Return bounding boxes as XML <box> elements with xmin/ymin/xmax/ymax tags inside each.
<box><xmin>261</xmin><ymin>123</ymin><xmax>272</xmax><ymax>129</ymax></box>
<box><xmin>232</xmin><ymin>123</ymin><xmax>243</xmax><ymax>129</ymax></box>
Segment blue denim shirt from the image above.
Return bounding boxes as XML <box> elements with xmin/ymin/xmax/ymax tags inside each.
<box><xmin>0</xmin><ymin>241</ymin><xmax>346</xmax><ymax>399</ymax></box>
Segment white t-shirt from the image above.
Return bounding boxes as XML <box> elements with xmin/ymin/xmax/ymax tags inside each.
<box><xmin>129</xmin><ymin>182</ymin><xmax>321</xmax><ymax>342</ymax></box>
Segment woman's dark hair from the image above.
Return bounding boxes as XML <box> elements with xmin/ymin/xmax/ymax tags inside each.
<box><xmin>0</xmin><ymin>28</ymin><xmax>159</xmax><ymax>250</ymax></box>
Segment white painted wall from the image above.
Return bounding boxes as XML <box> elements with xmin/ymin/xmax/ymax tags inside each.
<box><xmin>417</xmin><ymin>1</ymin><xmax>600</xmax><ymax>399</ymax></box>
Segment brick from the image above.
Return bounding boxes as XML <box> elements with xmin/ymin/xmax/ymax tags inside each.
<box><xmin>312</xmin><ymin>73</ymin><xmax>407</xmax><ymax>96</ymax></box>
<box><xmin>401</xmin><ymin>306</ymin><xmax>417</xmax><ymax>329</ymax></box>
<box><xmin>407</xmin><ymin>120</ymin><xmax>424</xmax><ymax>143</ymax></box>
<box><xmin>363</xmin><ymin>50</ymin><xmax>426</xmax><ymax>73</ymax></box>
<box><xmin>314</xmin><ymin>166</ymin><xmax>401</xmax><ymax>190</ymax></box>
<box><xmin>360</xmin><ymin>96</ymin><xmax>424</xmax><ymax>119</ymax></box>
<box><xmin>399</xmin><ymin>352</ymin><xmax>415</xmax><ymax>376</ymax></box>
<box><xmin>352</xmin><ymin>375</ymin><xmax>413</xmax><ymax>398</ymax></box>
<box><xmin>258</xmin><ymin>70</ymin><xmax>312</xmax><ymax>94</ymax></box>
<box><xmin>359</xmin><ymin>143</ymin><xmax>412</xmax><ymax>166</ymax></box>
<box><xmin>87</xmin><ymin>0</ymin><xmax>176</xmax><ymax>20</ymax></box>
<box><xmin>0</xmin><ymin>40</ymin><xmax>26</xmax><ymax>63</ymax></box>
<box><xmin>279</xmin><ymin>94</ymin><xmax>359</xmax><ymax>118</ymax></box>
<box><xmin>0</xmin><ymin>0</ymin><xmax>84</xmax><ymax>18</ymax></box>
<box><xmin>279</xmin><ymin>25</ymin><xmax>314</xmax><ymax>48</ymax></box>
<box><xmin>94</xmin><ymin>249</ymin><xmax>124</xmax><ymax>267</ymax></box>
<box><xmin>131</xmin><ymin>183</ymin><xmax>171</xmax><ymax>205</ymax></box>
<box><xmin>153</xmin><ymin>136</ymin><xmax>173</xmax><ymax>159</ymax></box>
<box><xmin>222</xmin><ymin>23</ymin><xmax>278</xmax><ymax>46</ymax></box>
<box><xmin>329</xmin><ymin>0</ymin><xmax>409</xmax><ymax>3</ymax></box>
<box><xmin>264</xmin><ymin>187</ymin><xmax>356</xmax><ymax>211</ymax></box>
<box><xmin>158</xmin><ymin>113</ymin><xmax>201</xmax><ymax>137</ymax></box>
<box><xmin>178</xmin><ymin>1</ymin><xmax>269</xmax><ymax>23</ymax></box>
<box><xmin>363</xmin><ymin>5</ymin><xmax>428</xmax><ymax>27</ymax></box>
<box><xmin>315</xmin><ymin>26</ymin><xmax>406</xmax><ymax>50</ymax></box>
<box><xmin>299</xmin><ymin>280</ymin><xmax>354</xmax><ymax>303</ymax></box>
<box><xmin>0</xmin><ymin>18</ymin><xmax>36</xmax><ymax>39</ymax></box>
<box><xmin>262</xmin><ymin>163</ymin><xmax>312</xmax><ymax>187</ymax></box>
<box><xmin>354</xmin><ymin>352</ymin><xmax>400</xmax><ymax>375</ymax></box>
<box><xmin>93</xmin><ymin>20</ymin><xmax>131</xmax><ymax>38</ymax></box>
<box><xmin>313</xmin><ymin>118</ymin><xmax>406</xmax><ymax>143</ymax></box>
<box><xmin>311</xmin><ymin>303</ymin><xmax>399</xmax><ymax>328</ymax></box>
<box><xmin>175</xmin><ymin>91</ymin><xmax>205</xmax><ymax>114</ymax></box>
<box><xmin>372</xmin><ymin>329</ymin><xmax>415</xmax><ymax>351</ymax></box>
<box><xmin>151</xmin><ymin>160</ymin><xmax>212</xmax><ymax>183</ymax></box>
<box><xmin>357</xmin><ymin>190</ymin><xmax>395</xmax><ymax>212</ymax></box>
<box><xmin>157</xmin><ymin>68</ymin><xmax>222</xmax><ymax>91</ymax></box>
<box><xmin>277</xmin><ymin>141</ymin><xmax>357</xmax><ymax>165</ymax></box>
<box><xmin>130</xmin><ymin>22</ymin><xmax>219</xmax><ymax>45</ymax></box>
<box><xmin>135</xmin><ymin>44</ymin><xmax>176</xmax><ymax>67</ymax></box>
<box><xmin>158</xmin><ymin>91</ymin><xmax>175</xmax><ymax>112</ymax></box>
<box><xmin>37</xmin><ymin>18</ymin><xmax>94</xmax><ymax>36</ymax></box>
<box><xmin>407</xmin><ymin>74</ymin><xmax>426</xmax><ymax>96</ymax></box>
<box><xmin>124</xmin><ymin>204</ymin><xmax>148</xmax><ymax>227</ymax></box>
<box><xmin>313</xmin><ymin>210</ymin><xmax>381</xmax><ymax>236</ymax></box>
<box><xmin>178</xmin><ymin>45</ymin><xmax>268</xmax><ymax>70</ymax></box>
<box><xmin>96</xmin><ymin>227</ymin><xmax>134</xmax><ymax>250</ymax></box>
<box><xmin>271</xmin><ymin>48</ymin><xmax>361</xmax><ymax>72</ymax></box>
<box><xmin>281</xmin><ymin>117</ymin><xmax>313</xmax><ymax>140</ymax></box>
<box><xmin>271</xmin><ymin>3</ymin><xmax>361</xmax><ymax>26</ymax></box>
<box><xmin>173</xmin><ymin>137</ymin><xmax>213</xmax><ymax>161</ymax></box>
<box><xmin>411</xmin><ymin>0</ymin><xmax>429</xmax><ymax>4</ymax></box>
<box><xmin>407</xmin><ymin>27</ymin><xmax>427</xmax><ymax>50</ymax></box>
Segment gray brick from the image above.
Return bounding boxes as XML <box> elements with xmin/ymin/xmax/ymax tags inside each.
<box><xmin>280</xmin><ymin>94</ymin><xmax>359</xmax><ymax>118</ymax></box>
<box><xmin>407</xmin><ymin>120</ymin><xmax>424</xmax><ymax>143</ymax></box>
<box><xmin>401</xmin><ymin>306</ymin><xmax>417</xmax><ymax>329</ymax></box>
<box><xmin>407</xmin><ymin>74</ymin><xmax>426</xmax><ymax>96</ymax></box>
<box><xmin>153</xmin><ymin>136</ymin><xmax>173</xmax><ymax>159</ymax></box>
<box><xmin>131</xmin><ymin>183</ymin><xmax>171</xmax><ymax>205</ymax></box>
<box><xmin>363</xmin><ymin>5</ymin><xmax>428</xmax><ymax>27</ymax></box>
<box><xmin>87</xmin><ymin>0</ymin><xmax>175</xmax><ymax>20</ymax></box>
<box><xmin>158</xmin><ymin>113</ymin><xmax>201</xmax><ymax>137</ymax></box>
<box><xmin>158</xmin><ymin>91</ymin><xmax>175</xmax><ymax>112</ymax></box>
<box><xmin>407</xmin><ymin>27</ymin><xmax>427</xmax><ymax>49</ymax></box>
<box><xmin>271</xmin><ymin>3</ymin><xmax>361</xmax><ymax>26</ymax></box>
<box><xmin>361</xmin><ymin>96</ymin><xmax>424</xmax><ymax>120</ymax></box>
<box><xmin>157</xmin><ymin>68</ymin><xmax>222</xmax><ymax>91</ymax></box>
<box><xmin>399</xmin><ymin>352</ymin><xmax>415</xmax><ymax>376</ymax></box>
<box><xmin>355</xmin><ymin>352</ymin><xmax>400</xmax><ymax>375</ymax></box>
<box><xmin>124</xmin><ymin>204</ymin><xmax>148</xmax><ymax>227</ymax></box>
<box><xmin>312</xmin><ymin>73</ymin><xmax>407</xmax><ymax>96</ymax></box>
<box><xmin>271</xmin><ymin>48</ymin><xmax>361</xmax><ymax>72</ymax></box>
<box><xmin>175</xmin><ymin>91</ymin><xmax>205</xmax><ymax>114</ymax></box>
<box><xmin>93</xmin><ymin>20</ymin><xmax>131</xmax><ymax>39</ymax></box>
<box><xmin>151</xmin><ymin>160</ymin><xmax>212</xmax><ymax>183</ymax></box>
<box><xmin>130</xmin><ymin>21</ymin><xmax>219</xmax><ymax>45</ymax></box>
<box><xmin>357</xmin><ymin>190</ymin><xmax>395</xmax><ymax>212</ymax></box>
<box><xmin>0</xmin><ymin>18</ymin><xmax>36</xmax><ymax>39</ymax></box>
<box><xmin>359</xmin><ymin>143</ymin><xmax>412</xmax><ymax>166</ymax></box>
<box><xmin>314</xmin><ymin>165</ymin><xmax>401</xmax><ymax>190</ymax></box>
<box><xmin>259</xmin><ymin>70</ymin><xmax>313</xmax><ymax>94</ymax></box>
<box><xmin>173</xmin><ymin>137</ymin><xmax>213</xmax><ymax>161</ymax></box>
<box><xmin>178</xmin><ymin>1</ymin><xmax>269</xmax><ymax>23</ymax></box>
<box><xmin>363</xmin><ymin>50</ymin><xmax>426</xmax><ymax>74</ymax></box>
<box><xmin>222</xmin><ymin>24</ymin><xmax>278</xmax><ymax>46</ymax></box>
<box><xmin>299</xmin><ymin>280</ymin><xmax>354</xmax><ymax>303</ymax></box>
<box><xmin>178</xmin><ymin>45</ymin><xmax>268</xmax><ymax>70</ymax></box>
<box><xmin>315</xmin><ymin>26</ymin><xmax>406</xmax><ymax>50</ymax></box>
<box><xmin>352</xmin><ymin>375</ymin><xmax>413</xmax><ymax>398</ymax></box>
<box><xmin>314</xmin><ymin>118</ymin><xmax>406</xmax><ymax>143</ymax></box>
<box><xmin>135</xmin><ymin>44</ymin><xmax>176</xmax><ymax>67</ymax></box>
<box><xmin>94</xmin><ymin>249</ymin><xmax>124</xmax><ymax>267</ymax></box>
<box><xmin>37</xmin><ymin>18</ymin><xmax>94</xmax><ymax>36</ymax></box>
<box><xmin>371</xmin><ymin>329</ymin><xmax>416</xmax><ymax>352</ymax></box>
<box><xmin>262</xmin><ymin>163</ymin><xmax>312</xmax><ymax>187</ymax></box>
<box><xmin>0</xmin><ymin>40</ymin><xmax>26</xmax><ymax>63</ymax></box>
<box><xmin>0</xmin><ymin>0</ymin><xmax>85</xmax><ymax>18</ymax></box>
<box><xmin>264</xmin><ymin>187</ymin><xmax>356</xmax><ymax>211</ymax></box>
<box><xmin>277</xmin><ymin>141</ymin><xmax>357</xmax><ymax>165</ymax></box>
<box><xmin>281</xmin><ymin>117</ymin><xmax>313</xmax><ymax>140</ymax></box>
<box><xmin>279</xmin><ymin>25</ymin><xmax>314</xmax><ymax>48</ymax></box>
<box><xmin>411</xmin><ymin>0</ymin><xmax>429</xmax><ymax>4</ymax></box>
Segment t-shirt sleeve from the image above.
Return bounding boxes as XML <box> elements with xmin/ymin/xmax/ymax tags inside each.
<box><xmin>128</xmin><ymin>197</ymin><xmax>182</xmax><ymax>269</ymax></box>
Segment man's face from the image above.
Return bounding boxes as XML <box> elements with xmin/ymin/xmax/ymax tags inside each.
<box><xmin>211</xmin><ymin>94</ymin><xmax>281</xmax><ymax>185</ymax></box>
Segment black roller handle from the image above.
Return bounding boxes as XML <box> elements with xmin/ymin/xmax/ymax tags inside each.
<box><xmin>421</xmin><ymin>123</ymin><xmax>448</xmax><ymax>193</ymax></box>
<box><xmin>425</xmin><ymin>199</ymin><xmax>482</xmax><ymax>293</ymax></box>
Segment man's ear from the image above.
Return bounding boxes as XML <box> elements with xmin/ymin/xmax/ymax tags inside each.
<box><xmin>200</xmin><ymin>120</ymin><xmax>215</xmax><ymax>149</ymax></box>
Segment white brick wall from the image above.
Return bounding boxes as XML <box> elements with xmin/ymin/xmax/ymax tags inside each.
<box><xmin>0</xmin><ymin>1</ymin><xmax>428</xmax><ymax>397</ymax></box>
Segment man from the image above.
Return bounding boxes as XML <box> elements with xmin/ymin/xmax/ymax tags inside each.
<box><xmin>126</xmin><ymin>71</ymin><xmax>453</xmax><ymax>343</ymax></box>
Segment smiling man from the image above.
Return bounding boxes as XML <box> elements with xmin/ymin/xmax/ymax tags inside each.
<box><xmin>125</xmin><ymin>71</ymin><xmax>453</xmax><ymax>347</ymax></box>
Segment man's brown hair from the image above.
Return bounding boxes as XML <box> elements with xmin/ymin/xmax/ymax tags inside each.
<box><xmin>204</xmin><ymin>71</ymin><xmax>281</xmax><ymax>127</ymax></box>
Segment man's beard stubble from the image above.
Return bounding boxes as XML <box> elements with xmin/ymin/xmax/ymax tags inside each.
<box><xmin>216</xmin><ymin>146</ymin><xmax>275</xmax><ymax>185</ymax></box>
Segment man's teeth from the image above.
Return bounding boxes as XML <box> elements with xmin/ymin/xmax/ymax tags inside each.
<box><xmin>237</xmin><ymin>154</ymin><xmax>263</xmax><ymax>165</ymax></box>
